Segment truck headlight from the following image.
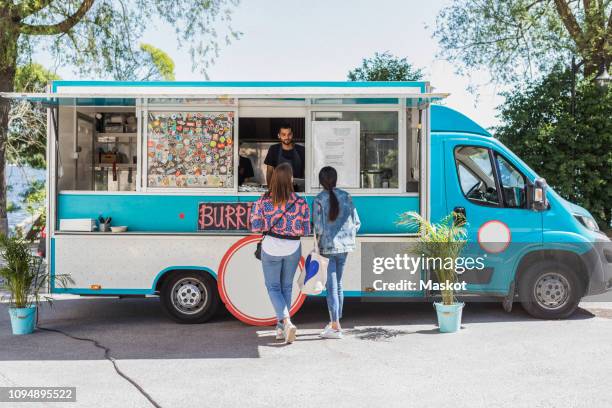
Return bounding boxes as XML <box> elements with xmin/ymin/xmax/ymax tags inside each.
<box><xmin>574</xmin><ymin>214</ymin><xmax>600</xmax><ymax>232</ymax></box>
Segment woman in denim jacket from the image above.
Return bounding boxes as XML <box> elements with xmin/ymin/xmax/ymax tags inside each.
<box><xmin>313</xmin><ymin>166</ymin><xmax>360</xmax><ymax>339</ymax></box>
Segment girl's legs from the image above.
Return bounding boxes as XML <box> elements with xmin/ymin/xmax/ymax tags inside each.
<box><xmin>261</xmin><ymin>251</ymin><xmax>291</xmax><ymax>323</ymax></box>
<box><xmin>279</xmin><ymin>244</ymin><xmax>301</xmax><ymax>326</ymax></box>
<box><xmin>325</xmin><ymin>255</ymin><xmax>340</xmax><ymax>329</ymax></box>
<box><xmin>335</xmin><ymin>252</ymin><xmax>348</xmax><ymax>322</ymax></box>
<box><xmin>325</xmin><ymin>253</ymin><xmax>348</xmax><ymax>331</ymax></box>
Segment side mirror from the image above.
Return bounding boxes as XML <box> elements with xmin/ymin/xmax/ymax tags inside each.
<box><xmin>527</xmin><ymin>177</ymin><xmax>548</xmax><ymax>211</ymax></box>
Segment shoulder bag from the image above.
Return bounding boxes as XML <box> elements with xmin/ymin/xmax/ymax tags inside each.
<box><xmin>254</xmin><ymin>198</ymin><xmax>296</xmax><ymax>260</ymax></box>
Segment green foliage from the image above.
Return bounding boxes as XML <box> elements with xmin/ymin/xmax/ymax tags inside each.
<box><xmin>0</xmin><ymin>234</ymin><xmax>35</xmax><ymax>308</ymax></box>
<box><xmin>139</xmin><ymin>43</ymin><xmax>175</xmax><ymax>81</ymax></box>
<box><xmin>16</xmin><ymin>180</ymin><xmax>46</xmax><ymax>241</ymax></box>
<box><xmin>348</xmin><ymin>52</ymin><xmax>424</xmax><ymax>81</ymax></box>
<box><xmin>434</xmin><ymin>1</ymin><xmax>611</xmax><ymax>84</ymax></box>
<box><xmin>21</xmin><ymin>180</ymin><xmax>45</xmax><ymax>220</ymax></box>
<box><xmin>495</xmin><ymin>69</ymin><xmax>612</xmax><ymax>228</ymax></box>
<box><xmin>7</xmin><ymin>63</ymin><xmax>59</xmax><ymax>169</ymax></box>
<box><xmin>14</xmin><ymin>63</ymin><xmax>60</xmax><ymax>92</ymax></box>
<box><xmin>0</xmin><ymin>233</ymin><xmax>72</xmax><ymax>308</ymax></box>
<box><xmin>110</xmin><ymin>42</ymin><xmax>177</xmax><ymax>81</ymax></box>
<box><xmin>7</xmin><ymin>201</ymin><xmax>20</xmax><ymax>213</ymax></box>
<box><xmin>4</xmin><ymin>0</ymin><xmax>241</xmax><ymax>78</ymax></box>
<box><xmin>397</xmin><ymin>211</ymin><xmax>467</xmax><ymax>305</ymax></box>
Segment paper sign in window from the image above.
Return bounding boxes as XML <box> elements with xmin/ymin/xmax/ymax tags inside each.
<box><xmin>311</xmin><ymin>121</ymin><xmax>360</xmax><ymax>188</ymax></box>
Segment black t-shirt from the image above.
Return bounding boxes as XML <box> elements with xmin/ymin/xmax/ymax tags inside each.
<box><xmin>264</xmin><ymin>143</ymin><xmax>305</xmax><ymax>179</ymax></box>
<box><xmin>238</xmin><ymin>155</ymin><xmax>254</xmax><ymax>185</ymax></box>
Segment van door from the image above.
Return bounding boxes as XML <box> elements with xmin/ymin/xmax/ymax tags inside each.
<box><xmin>443</xmin><ymin>139</ymin><xmax>543</xmax><ymax>294</ymax></box>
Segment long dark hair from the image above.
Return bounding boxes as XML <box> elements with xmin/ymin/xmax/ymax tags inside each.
<box><xmin>319</xmin><ymin>166</ymin><xmax>339</xmax><ymax>221</ymax></box>
<box><xmin>269</xmin><ymin>162</ymin><xmax>294</xmax><ymax>206</ymax></box>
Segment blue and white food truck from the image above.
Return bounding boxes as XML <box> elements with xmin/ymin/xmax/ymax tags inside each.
<box><xmin>4</xmin><ymin>81</ymin><xmax>611</xmax><ymax>325</ymax></box>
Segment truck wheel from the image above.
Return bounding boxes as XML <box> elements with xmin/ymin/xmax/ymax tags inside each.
<box><xmin>519</xmin><ymin>260</ymin><xmax>583</xmax><ymax>319</ymax></box>
<box><xmin>160</xmin><ymin>271</ymin><xmax>219</xmax><ymax>323</ymax></box>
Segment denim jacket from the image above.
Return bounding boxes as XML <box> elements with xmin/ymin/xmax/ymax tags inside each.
<box><xmin>312</xmin><ymin>188</ymin><xmax>361</xmax><ymax>254</ymax></box>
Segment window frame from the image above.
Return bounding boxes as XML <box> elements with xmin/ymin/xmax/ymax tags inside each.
<box><xmin>141</xmin><ymin>100</ymin><xmax>240</xmax><ymax>194</ymax></box>
<box><xmin>307</xmin><ymin>104</ymin><xmax>407</xmax><ymax>195</ymax></box>
<box><xmin>56</xmin><ymin>98</ymin><xmax>421</xmax><ymax>197</ymax></box>
<box><xmin>56</xmin><ymin>104</ymin><xmax>141</xmax><ymax>194</ymax></box>
<box><xmin>453</xmin><ymin>145</ymin><xmax>502</xmax><ymax>208</ymax></box>
<box><xmin>493</xmin><ymin>152</ymin><xmax>528</xmax><ymax>209</ymax></box>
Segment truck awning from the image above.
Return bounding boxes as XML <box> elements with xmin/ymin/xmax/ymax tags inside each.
<box><xmin>0</xmin><ymin>93</ymin><xmax>138</xmax><ymax>107</ymax></box>
<box><xmin>0</xmin><ymin>92</ymin><xmax>448</xmax><ymax>107</ymax></box>
<box><xmin>1</xmin><ymin>82</ymin><xmax>448</xmax><ymax>106</ymax></box>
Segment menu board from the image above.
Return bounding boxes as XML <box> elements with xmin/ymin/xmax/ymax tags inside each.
<box><xmin>312</xmin><ymin>121</ymin><xmax>360</xmax><ymax>188</ymax></box>
<box><xmin>147</xmin><ymin>111</ymin><xmax>234</xmax><ymax>188</ymax></box>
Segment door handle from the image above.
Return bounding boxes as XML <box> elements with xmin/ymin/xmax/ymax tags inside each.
<box><xmin>453</xmin><ymin>207</ymin><xmax>466</xmax><ymax>225</ymax></box>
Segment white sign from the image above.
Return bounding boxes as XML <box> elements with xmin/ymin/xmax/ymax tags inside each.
<box><xmin>312</xmin><ymin>121</ymin><xmax>360</xmax><ymax>188</ymax></box>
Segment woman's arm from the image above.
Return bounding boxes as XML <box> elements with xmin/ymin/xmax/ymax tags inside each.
<box><xmin>249</xmin><ymin>197</ymin><xmax>267</xmax><ymax>232</ymax></box>
<box><xmin>353</xmin><ymin>207</ymin><xmax>361</xmax><ymax>232</ymax></box>
<box><xmin>350</xmin><ymin>196</ymin><xmax>361</xmax><ymax>232</ymax></box>
<box><xmin>298</xmin><ymin>199</ymin><xmax>311</xmax><ymax>236</ymax></box>
<box><xmin>312</xmin><ymin>198</ymin><xmax>324</xmax><ymax>236</ymax></box>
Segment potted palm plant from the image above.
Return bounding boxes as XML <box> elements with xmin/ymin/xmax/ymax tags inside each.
<box><xmin>398</xmin><ymin>211</ymin><xmax>467</xmax><ymax>333</ymax></box>
<box><xmin>0</xmin><ymin>234</ymin><xmax>71</xmax><ymax>335</ymax></box>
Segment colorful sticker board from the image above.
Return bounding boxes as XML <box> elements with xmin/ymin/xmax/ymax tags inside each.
<box><xmin>147</xmin><ymin>111</ymin><xmax>234</xmax><ymax>188</ymax></box>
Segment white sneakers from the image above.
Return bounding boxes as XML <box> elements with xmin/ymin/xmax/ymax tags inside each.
<box><xmin>283</xmin><ymin>322</ymin><xmax>297</xmax><ymax>344</ymax></box>
<box><xmin>319</xmin><ymin>325</ymin><xmax>343</xmax><ymax>339</ymax></box>
<box><xmin>275</xmin><ymin>322</ymin><xmax>342</xmax><ymax>342</ymax></box>
<box><xmin>275</xmin><ymin>326</ymin><xmax>284</xmax><ymax>340</ymax></box>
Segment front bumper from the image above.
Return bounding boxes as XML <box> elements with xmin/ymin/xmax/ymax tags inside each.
<box><xmin>582</xmin><ymin>238</ymin><xmax>612</xmax><ymax>295</ymax></box>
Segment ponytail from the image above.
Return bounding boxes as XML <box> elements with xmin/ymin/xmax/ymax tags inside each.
<box><xmin>328</xmin><ymin>190</ymin><xmax>339</xmax><ymax>222</ymax></box>
<box><xmin>318</xmin><ymin>166</ymin><xmax>339</xmax><ymax>222</ymax></box>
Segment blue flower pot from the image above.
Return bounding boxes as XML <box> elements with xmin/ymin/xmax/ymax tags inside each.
<box><xmin>9</xmin><ymin>306</ymin><xmax>37</xmax><ymax>335</ymax></box>
<box><xmin>434</xmin><ymin>302</ymin><xmax>464</xmax><ymax>333</ymax></box>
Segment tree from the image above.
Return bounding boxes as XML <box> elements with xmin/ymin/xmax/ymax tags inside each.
<box><xmin>9</xmin><ymin>63</ymin><xmax>60</xmax><ymax>169</ymax></box>
<box><xmin>495</xmin><ymin>69</ymin><xmax>611</xmax><ymax>229</ymax></box>
<box><xmin>0</xmin><ymin>0</ymin><xmax>240</xmax><ymax>234</ymax></box>
<box><xmin>348</xmin><ymin>52</ymin><xmax>424</xmax><ymax>81</ymax></box>
<box><xmin>434</xmin><ymin>0</ymin><xmax>611</xmax><ymax>84</ymax></box>
<box><xmin>136</xmin><ymin>43</ymin><xmax>176</xmax><ymax>81</ymax></box>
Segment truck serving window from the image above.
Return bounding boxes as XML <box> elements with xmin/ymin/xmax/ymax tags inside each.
<box><xmin>311</xmin><ymin>111</ymin><xmax>399</xmax><ymax>189</ymax></box>
<box><xmin>146</xmin><ymin>111</ymin><xmax>234</xmax><ymax>189</ymax></box>
<box><xmin>56</xmin><ymin>106</ymin><xmax>138</xmax><ymax>192</ymax></box>
<box><xmin>454</xmin><ymin>146</ymin><xmax>500</xmax><ymax>206</ymax></box>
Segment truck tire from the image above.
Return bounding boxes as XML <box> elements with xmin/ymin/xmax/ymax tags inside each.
<box><xmin>160</xmin><ymin>270</ymin><xmax>219</xmax><ymax>323</ymax></box>
<box><xmin>518</xmin><ymin>260</ymin><xmax>583</xmax><ymax>319</ymax></box>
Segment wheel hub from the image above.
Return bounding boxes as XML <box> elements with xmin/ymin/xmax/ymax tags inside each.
<box><xmin>534</xmin><ymin>273</ymin><xmax>570</xmax><ymax>310</ymax></box>
<box><xmin>171</xmin><ymin>278</ymin><xmax>208</xmax><ymax>315</ymax></box>
<box><xmin>177</xmin><ymin>283</ymin><xmax>202</xmax><ymax>307</ymax></box>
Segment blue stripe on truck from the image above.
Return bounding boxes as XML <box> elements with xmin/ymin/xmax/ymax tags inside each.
<box><xmin>57</xmin><ymin>194</ymin><xmax>419</xmax><ymax>234</ymax></box>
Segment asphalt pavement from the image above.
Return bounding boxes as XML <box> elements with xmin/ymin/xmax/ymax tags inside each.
<box><xmin>1</xmin><ymin>295</ymin><xmax>611</xmax><ymax>408</ymax></box>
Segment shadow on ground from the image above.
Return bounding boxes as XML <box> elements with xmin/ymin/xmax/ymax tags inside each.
<box><xmin>0</xmin><ymin>296</ymin><xmax>598</xmax><ymax>361</ymax></box>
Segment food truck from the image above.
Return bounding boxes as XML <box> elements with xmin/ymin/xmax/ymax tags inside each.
<box><xmin>4</xmin><ymin>81</ymin><xmax>611</xmax><ymax>325</ymax></box>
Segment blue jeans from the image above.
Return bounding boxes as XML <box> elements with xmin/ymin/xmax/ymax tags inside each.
<box><xmin>261</xmin><ymin>244</ymin><xmax>302</xmax><ymax>322</ymax></box>
<box><xmin>324</xmin><ymin>252</ymin><xmax>348</xmax><ymax>322</ymax></box>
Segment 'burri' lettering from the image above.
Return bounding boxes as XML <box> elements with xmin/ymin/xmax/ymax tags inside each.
<box><xmin>197</xmin><ymin>202</ymin><xmax>253</xmax><ymax>231</ymax></box>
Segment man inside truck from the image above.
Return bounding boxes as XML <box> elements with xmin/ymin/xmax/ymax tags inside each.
<box><xmin>264</xmin><ymin>123</ymin><xmax>305</xmax><ymax>191</ymax></box>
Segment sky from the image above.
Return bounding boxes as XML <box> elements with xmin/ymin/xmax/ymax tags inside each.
<box><xmin>38</xmin><ymin>0</ymin><xmax>505</xmax><ymax>130</ymax></box>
